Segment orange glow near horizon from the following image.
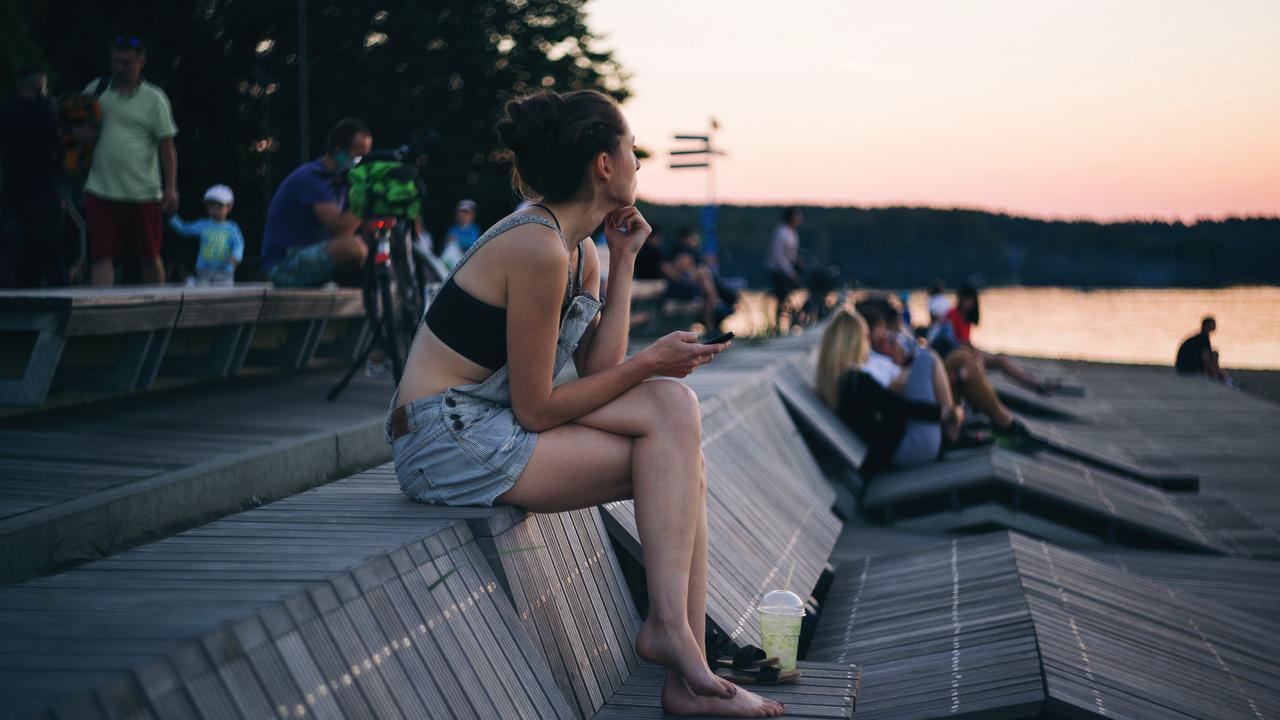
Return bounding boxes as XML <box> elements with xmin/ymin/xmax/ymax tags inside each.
<box><xmin>588</xmin><ymin>1</ymin><xmax>1280</xmax><ymax>222</ymax></box>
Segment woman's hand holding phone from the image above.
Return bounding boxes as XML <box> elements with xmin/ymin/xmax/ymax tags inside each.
<box><xmin>638</xmin><ymin>331</ymin><xmax>731</xmax><ymax>378</ymax></box>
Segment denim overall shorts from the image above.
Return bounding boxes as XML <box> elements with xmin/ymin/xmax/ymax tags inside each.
<box><xmin>387</xmin><ymin>214</ymin><xmax>602</xmax><ymax>506</ymax></box>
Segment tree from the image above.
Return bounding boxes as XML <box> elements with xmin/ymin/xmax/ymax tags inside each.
<box><xmin>19</xmin><ymin>0</ymin><xmax>629</xmax><ymax>268</ymax></box>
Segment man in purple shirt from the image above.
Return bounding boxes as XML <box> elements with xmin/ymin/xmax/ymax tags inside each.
<box><xmin>261</xmin><ymin>118</ymin><xmax>372</xmax><ymax>286</ymax></box>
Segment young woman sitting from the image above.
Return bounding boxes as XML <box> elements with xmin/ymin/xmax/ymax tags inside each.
<box><xmin>816</xmin><ymin>306</ymin><xmax>964</xmax><ymax>472</ymax></box>
<box><xmin>387</xmin><ymin>90</ymin><xmax>779</xmax><ymax>718</ymax></box>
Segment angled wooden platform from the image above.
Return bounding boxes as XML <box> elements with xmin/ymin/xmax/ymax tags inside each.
<box><xmin>808</xmin><ymin>531</ymin><xmax>1280</xmax><ymax>720</ymax></box>
<box><xmin>0</xmin><ymin>367</ymin><xmax>393</xmax><ymax>583</ymax></box>
<box><xmin>0</xmin><ymin>459</ymin><xmax>860</xmax><ymax>719</ymax></box>
<box><xmin>987</xmin><ymin>371</ymin><xmax>1085</xmax><ymax>420</ymax></box>
<box><xmin>771</xmin><ymin>356</ymin><xmax>868</xmax><ymax>497</ymax></box>
<box><xmin>861</xmin><ymin>446</ymin><xmax>1238</xmax><ymax>553</ymax></box>
<box><xmin>603</xmin><ymin>373</ymin><xmax>843</xmax><ymax>648</ymax></box>
<box><xmin>0</xmin><ymin>468</ymin><xmax>569</xmax><ymax>719</ymax></box>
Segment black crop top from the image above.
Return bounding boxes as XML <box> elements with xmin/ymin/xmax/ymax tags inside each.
<box><xmin>424</xmin><ymin>208</ymin><xmax>585</xmax><ymax>371</ymax></box>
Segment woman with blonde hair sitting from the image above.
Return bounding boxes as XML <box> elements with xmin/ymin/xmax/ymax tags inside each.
<box><xmin>816</xmin><ymin>306</ymin><xmax>964</xmax><ymax>472</ymax></box>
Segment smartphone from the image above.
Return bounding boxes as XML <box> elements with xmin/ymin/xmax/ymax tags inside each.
<box><xmin>702</xmin><ymin>331</ymin><xmax>735</xmax><ymax>345</ymax></box>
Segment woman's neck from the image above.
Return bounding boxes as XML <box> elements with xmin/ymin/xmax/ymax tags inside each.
<box><xmin>539</xmin><ymin>198</ymin><xmax>610</xmax><ymax>253</ymax></box>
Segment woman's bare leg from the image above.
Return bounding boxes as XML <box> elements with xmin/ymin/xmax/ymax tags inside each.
<box><xmin>926</xmin><ymin>350</ymin><xmax>960</xmax><ymax>441</ymax></box>
<box><xmin>980</xmin><ymin>350</ymin><xmax>1042</xmax><ymax>389</ymax></box>
<box><xmin>502</xmin><ymin>380</ymin><xmax>783</xmax><ymax>716</ymax></box>
<box><xmin>499</xmin><ymin>380</ymin><xmax>731</xmax><ymax>699</ymax></box>
<box><xmin>946</xmin><ymin>349</ymin><xmax>1016</xmax><ymax>428</ymax></box>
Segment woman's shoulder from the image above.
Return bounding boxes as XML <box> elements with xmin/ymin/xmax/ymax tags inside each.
<box><xmin>482</xmin><ymin>214</ymin><xmax>564</xmax><ymax>255</ymax></box>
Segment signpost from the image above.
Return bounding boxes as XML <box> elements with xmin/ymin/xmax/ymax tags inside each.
<box><xmin>669</xmin><ymin>120</ymin><xmax>724</xmax><ymax>259</ymax></box>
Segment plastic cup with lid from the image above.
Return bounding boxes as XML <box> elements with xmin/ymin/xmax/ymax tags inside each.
<box><xmin>757</xmin><ymin>589</ymin><xmax>805</xmax><ymax>672</ymax></box>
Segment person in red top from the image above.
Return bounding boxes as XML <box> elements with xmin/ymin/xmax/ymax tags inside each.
<box><xmin>947</xmin><ymin>285</ymin><xmax>1061</xmax><ymax>393</ymax></box>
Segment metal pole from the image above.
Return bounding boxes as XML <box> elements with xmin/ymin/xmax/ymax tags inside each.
<box><xmin>298</xmin><ymin>0</ymin><xmax>309</xmax><ymax>163</ymax></box>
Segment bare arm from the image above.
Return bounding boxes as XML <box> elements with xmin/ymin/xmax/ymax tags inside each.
<box><xmin>577</xmin><ymin>206</ymin><xmax>648</xmax><ymax>376</ymax></box>
<box><xmin>576</xmin><ymin>241</ymin><xmax>638</xmax><ymax>376</ymax></box>
<box><xmin>313</xmin><ymin>201</ymin><xmax>362</xmax><ymax>238</ymax></box>
<box><xmin>506</xmin><ymin>227</ymin><xmax>722</xmax><ymax>432</ymax></box>
<box><xmin>159</xmin><ymin>137</ymin><xmax>179</xmax><ymax>213</ymax></box>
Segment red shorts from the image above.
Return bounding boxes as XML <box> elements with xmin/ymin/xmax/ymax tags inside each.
<box><xmin>85</xmin><ymin>194</ymin><xmax>163</xmax><ymax>261</ymax></box>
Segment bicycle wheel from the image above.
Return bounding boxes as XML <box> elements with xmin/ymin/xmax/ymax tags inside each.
<box><xmin>390</xmin><ymin>223</ymin><xmax>423</xmax><ymax>345</ymax></box>
<box><xmin>377</xmin><ymin>266</ymin><xmax>404</xmax><ymax>380</ymax></box>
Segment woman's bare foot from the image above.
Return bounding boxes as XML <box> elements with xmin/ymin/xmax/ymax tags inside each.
<box><xmin>637</xmin><ymin>619</ymin><xmax>735</xmax><ymax>698</ymax></box>
<box><xmin>662</xmin><ymin>675</ymin><xmax>785</xmax><ymax>717</ymax></box>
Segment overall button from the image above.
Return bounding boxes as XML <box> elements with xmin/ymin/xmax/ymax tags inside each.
<box><xmin>453</xmin><ymin>420</ymin><xmax>464</xmax><ymax>431</ymax></box>
<box><xmin>449</xmin><ymin>414</ymin><xmax>461</xmax><ymax>421</ymax></box>
<box><xmin>444</xmin><ymin>397</ymin><xmax>457</xmax><ymax>408</ymax></box>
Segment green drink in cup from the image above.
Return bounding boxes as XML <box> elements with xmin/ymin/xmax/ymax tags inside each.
<box><xmin>757</xmin><ymin>590</ymin><xmax>805</xmax><ymax>672</ymax></box>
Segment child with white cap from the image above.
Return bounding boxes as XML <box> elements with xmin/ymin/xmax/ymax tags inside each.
<box><xmin>168</xmin><ymin>184</ymin><xmax>244</xmax><ymax>286</ymax></box>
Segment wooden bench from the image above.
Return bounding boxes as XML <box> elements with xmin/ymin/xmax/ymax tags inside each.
<box><xmin>244</xmin><ymin>286</ymin><xmax>368</xmax><ymax>370</ymax></box>
<box><xmin>0</xmin><ymin>285</ymin><xmax>368</xmax><ymax>406</ymax></box>
<box><xmin>772</xmin><ymin>356</ymin><xmax>868</xmax><ymax>498</ymax></box>
<box><xmin>808</xmin><ymin>531</ymin><xmax>1280</xmax><ymax>720</ymax></box>
<box><xmin>862</xmin><ymin>447</ymin><xmax>1232</xmax><ymax>553</ymax></box>
<box><xmin>603</xmin><ymin>366</ymin><xmax>843</xmax><ymax>649</ymax></box>
<box><xmin>0</xmin><ymin>461</ymin><xmax>859</xmax><ymax>719</ymax></box>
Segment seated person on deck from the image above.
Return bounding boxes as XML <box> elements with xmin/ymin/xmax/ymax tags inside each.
<box><xmin>816</xmin><ymin>305</ymin><xmax>964</xmax><ymax>472</ymax></box>
<box><xmin>939</xmin><ymin>284</ymin><xmax>1063</xmax><ymax>394</ymax></box>
<box><xmin>1176</xmin><ymin>315</ymin><xmax>1232</xmax><ymax>385</ymax></box>
<box><xmin>859</xmin><ymin>294</ymin><xmax>1036</xmax><ymax>445</ymax></box>
<box><xmin>259</xmin><ymin>118</ymin><xmax>373</xmax><ymax>287</ymax></box>
<box><xmin>662</xmin><ymin>226</ymin><xmax>734</xmax><ymax>332</ymax></box>
<box><xmin>387</xmin><ymin>90</ymin><xmax>777</xmax><ymax>717</ymax></box>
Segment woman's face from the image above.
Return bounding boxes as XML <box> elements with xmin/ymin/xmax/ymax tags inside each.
<box><xmin>607</xmin><ymin>116</ymin><xmax>640</xmax><ymax>207</ymax></box>
<box><xmin>867</xmin><ymin>321</ymin><xmax>887</xmax><ymax>347</ymax></box>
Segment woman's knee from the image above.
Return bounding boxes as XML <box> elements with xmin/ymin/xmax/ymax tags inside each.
<box><xmin>643</xmin><ymin>379</ymin><xmax>702</xmax><ymax>436</ymax></box>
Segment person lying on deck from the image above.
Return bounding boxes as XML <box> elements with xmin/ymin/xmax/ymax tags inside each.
<box><xmin>816</xmin><ymin>306</ymin><xmax>965</xmax><ymax>471</ymax></box>
<box><xmin>387</xmin><ymin>90</ymin><xmax>781</xmax><ymax>719</ymax></box>
<box><xmin>937</xmin><ymin>284</ymin><xmax>1064</xmax><ymax>394</ymax></box>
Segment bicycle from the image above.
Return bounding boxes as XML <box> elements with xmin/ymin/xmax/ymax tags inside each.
<box><xmin>327</xmin><ymin>137</ymin><xmax>442</xmax><ymax>401</ymax></box>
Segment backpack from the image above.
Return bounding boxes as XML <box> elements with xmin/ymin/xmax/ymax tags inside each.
<box><xmin>346</xmin><ymin>160</ymin><xmax>422</xmax><ymax>221</ymax></box>
<box><xmin>56</xmin><ymin>76</ymin><xmax>111</xmax><ymax>181</ymax></box>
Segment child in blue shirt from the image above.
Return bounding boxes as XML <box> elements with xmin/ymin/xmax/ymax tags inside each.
<box><xmin>168</xmin><ymin>184</ymin><xmax>244</xmax><ymax>286</ymax></box>
<box><xmin>446</xmin><ymin>198</ymin><xmax>480</xmax><ymax>253</ymax></box>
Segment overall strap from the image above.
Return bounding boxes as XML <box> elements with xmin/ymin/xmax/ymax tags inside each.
<box><xmin>574</xmin><ymin>239</ymin><xmax>587</xmax><ymax>295</ymax></box>
<box><xmin>445</xmin><ymin>214</ymin><xmax>559</xmax><ymax>283</ymax></box>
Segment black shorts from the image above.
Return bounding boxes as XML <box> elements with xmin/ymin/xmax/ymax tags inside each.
<box><xmin>769</xmin><ymin>270</ymin><xmax>799</xmax><ymax>300</ymax></box>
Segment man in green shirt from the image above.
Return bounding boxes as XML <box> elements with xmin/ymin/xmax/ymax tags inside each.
<box><xmin>83</xmin><ymin>35</ymin><xmax>179</xmax><ymax>286</ymax></box>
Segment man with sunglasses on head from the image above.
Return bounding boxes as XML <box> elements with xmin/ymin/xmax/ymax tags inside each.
<box><xmin>83</xmin><ymin>34</ymin><xmax>179</xmax><ymax>286</ymax></box>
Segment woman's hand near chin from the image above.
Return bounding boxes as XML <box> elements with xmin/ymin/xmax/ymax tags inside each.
<box><xmin>603</xmin><ymin>205</ymin><xmax>651</xmax><ymax>258</ymax></box>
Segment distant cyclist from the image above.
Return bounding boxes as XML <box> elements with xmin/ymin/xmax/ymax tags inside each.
<box><xmin>260</xmin><ymin>118</ymin><xmax>372</xmax><ymax>286</ymax></box>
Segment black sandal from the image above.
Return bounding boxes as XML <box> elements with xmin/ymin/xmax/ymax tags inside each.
<box><xmin>709</xmin><ymin>645</ymin><xmax>779</xmax><ymax>671</ymax></box>
<box><xmin>716</xmin><ymin>664</ymin><xmax>801</xmax><ymax>685</ymax></box>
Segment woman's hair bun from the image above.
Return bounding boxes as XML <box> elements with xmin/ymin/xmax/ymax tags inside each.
<box><xmin>496</xmin><ymin>93</ymin><xmax>562</xmax><ymax>155</ymax></box>
<box><xmin>495</xmin><ymin>90</ymin><xmax>625</xmax><ymax>202</ymax></box>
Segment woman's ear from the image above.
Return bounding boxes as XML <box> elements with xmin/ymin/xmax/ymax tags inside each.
<box><xmin>594</xmin><ymin>151</ymin><xmax>613</xmax><ymax>182</ymax></box>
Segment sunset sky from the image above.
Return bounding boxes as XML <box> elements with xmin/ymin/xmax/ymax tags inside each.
<box><xmin>587</xmin><ymin>1</ymin><xmax>1280</xmax><ymax>222</ymax></box>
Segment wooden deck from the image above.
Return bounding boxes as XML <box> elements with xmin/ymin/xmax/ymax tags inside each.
<box><xmin>808</xmin><ymin>531</ymin><xmax>1280</xmax><ymax>719</ymax></box>
<box><xmin>4</xmin><ymin>320</ymin><xmax>1280</xmax><ymax>719</ymax></box>
<box><xmin>0</xmin><ymin>367</ymin><xmax>393</xmax><ymax>583</ymax></box>
<box><xmin>0</xmin><ymin>329</ymin><xmax>860</xmax><ymax>719</ymax></box>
